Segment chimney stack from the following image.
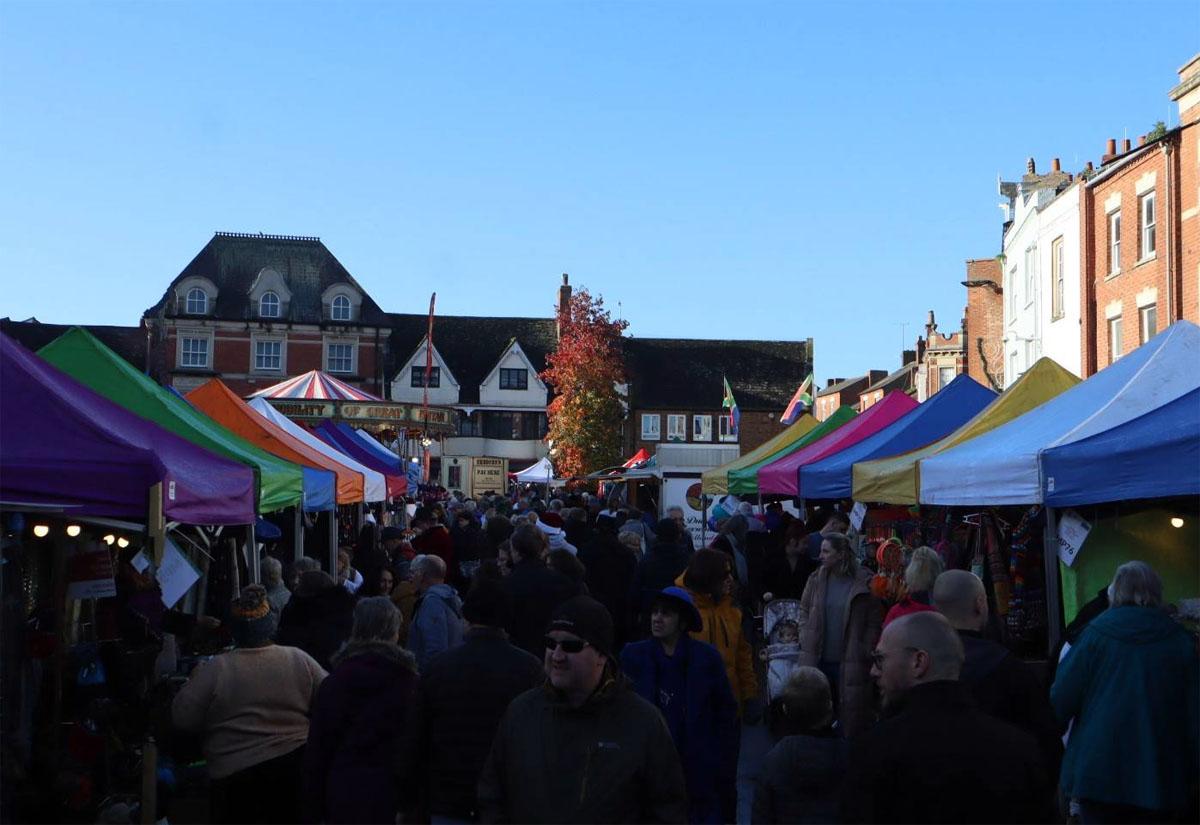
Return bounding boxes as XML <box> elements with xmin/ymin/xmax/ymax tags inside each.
<box><xmin>902</xmin><ymin>349</ymin><xmax>917</xmax><ymax>366</ymax></box>
<box><xmin>555</xmin><ymin>273</ymin><xmax>573</xmax><ymax>339</ymax></box>
<box><xmin>1138</xmin><ymin>135</ymin><xmax>1147</xmax><ymax>146</ymax></box>
<box><xmin>1026</xmin><ymin>157</ymin><xmax>1036</xmax><ymax>174</ymax></box>
<box><xmin>1104</xmin><ymin>138</ymin><xmax>1117</xmax><ymax>162</ymax></box>
<box><xmin>1086</xmin><ymin>161</ymin><xmax>1094</xmax><ymax>173</ymax></box>
<box><xmin>1122</xmin><ymin>138</ymin><xmax>1132</xmax><ymax>153</ymax></box>
<box><xmin>1051</xmin><ymin>157</ymin><xmax>1061</xmax><ymax>172</ymax></box>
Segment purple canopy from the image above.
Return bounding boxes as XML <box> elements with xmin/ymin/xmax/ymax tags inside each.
<box><xmin>310</xmin><ymin>421</ymin><xmax>406</xmax><ymax>496</ymax></box>
<box><xmin>0</xmin><ymin>334</ymin><xmax>255</xmax><ymax>524</ymax></box>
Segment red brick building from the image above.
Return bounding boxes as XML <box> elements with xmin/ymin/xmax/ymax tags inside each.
<box><xmin>1080</xmin><ymin>56</ymin><xmax>1199</xmax><ymax>375</ymax></box>
<box><xmin>915</xmin><ymin>310</ymin><xmax>965</xmax><ymax>400</ymax></box>
<box><xmin>962</xmin><ymin>257</ymin><xmax>1005</xmax><ymax>391</ymax></box>
<box><xmin>814</xmin><ymin>372</ymin><xmax>886</xmax><ymax>421</ymax></box>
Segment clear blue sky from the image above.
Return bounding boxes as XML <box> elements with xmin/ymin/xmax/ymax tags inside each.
<box><xmin>2</xmin><ymin>0</ymin><xmax>1196</xmax><ymax>383</ymax></box>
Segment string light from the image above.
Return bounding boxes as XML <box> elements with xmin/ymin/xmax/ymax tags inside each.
<box><xmin>66</xmin><ymin>525</ymin><xmax>81</xmax><ymax>537</ymax></box>
<box><xmin>1170</xmin><ymin>517</ymin><xmax>1184</xmax><ymax>528</ymax></box>
<box><xmin>103</xmin><ymin>534</ymin><xmax>116</xmax><ymax>545</ymax></box>
<box><xmin>117</xmin><ymin>537</ymin><xmax>130</xmax><ymax>548</ymax></box>
<box><xmin>32</xmin><ymin>524</ymin><xmax>50</xmax><ymax>538</ymax></box>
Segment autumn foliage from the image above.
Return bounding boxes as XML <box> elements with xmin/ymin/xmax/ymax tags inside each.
<box><xmin>540</xmin><ymin>289</ymin><xmax>629</xmax><ymax>479</ymax></box>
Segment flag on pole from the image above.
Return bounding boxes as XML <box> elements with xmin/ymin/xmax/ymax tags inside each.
<box><xmin>779</xmin><ymin>373</ymin><xmax>814</xmax><ymax>424</ymax></box>
<box><xmin>722</xmin><ymin>376</ymin><xmax>740</xmax><ymax>436</ymax></box>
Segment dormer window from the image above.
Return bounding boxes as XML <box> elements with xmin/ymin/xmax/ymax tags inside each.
<box><xmin>259</xmin><ymin>291</ymin><xmax>280</xmax><ymax>319</ymax></box>
<box><xmin>331</xmin><ymin>295</ymin><xmax>352</xmax><ymax>321</ymax></box>
<box><xmin>185</xmin><ymin>287</ymin><xmax>208</xmax><ymax>315</ymax></box>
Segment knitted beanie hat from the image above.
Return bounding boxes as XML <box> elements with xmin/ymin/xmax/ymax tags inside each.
<box><xmin>231</xmin><ymin>584</ymin><xmax>277</xmax><ymax>647</ymax></box>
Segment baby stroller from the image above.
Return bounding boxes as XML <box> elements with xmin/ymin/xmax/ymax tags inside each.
<box><xmin>761</xmin><ymin>598</ymin><xmax>802</xmax><ymax>703</ymax></box>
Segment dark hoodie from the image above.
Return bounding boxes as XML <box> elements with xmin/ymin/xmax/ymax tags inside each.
<box><xmin>753</xmin><ymin>729</ymin><xmax>847</xmax><ymax>824</ymax></box>
<box><xmin>303</xmin><ymin>640</ymin><xmax>419</xmax><ymax>824</ymax></box>
<box><xmin>275</xmin><ymin>572</ymin><xmax>356</xmax><ymax>671</ymax></box>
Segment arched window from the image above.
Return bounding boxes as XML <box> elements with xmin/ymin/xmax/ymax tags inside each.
<box><xmin>331</xmin><ymin>294</ymin><xmax>352</xmax><ymax>321</ymax></box>
<box><xmin>185</xmin><ymin>287</ymin><xmax>208</xmax><ymax>315</ymax></box>
<box><xmin>259</xmin><ymin>291</ymin><xmax>280</xmax><ymax>318</ymax></box>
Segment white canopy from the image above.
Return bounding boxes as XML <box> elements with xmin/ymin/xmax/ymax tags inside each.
<box><xmin>247</xmin><ymin>398</ymin><xmax>387</xmax><ymax>503</ymax></box>
<box><xmin>512</xmin><ymin>456</ymin><xmax>556</xmax><ymax>484</ymax></box>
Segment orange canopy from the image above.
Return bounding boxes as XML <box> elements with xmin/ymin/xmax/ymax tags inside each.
<box><xmin>187</xmin><ymin>379</ymin><xmax>364</xmax><ymax>504</ymax></box>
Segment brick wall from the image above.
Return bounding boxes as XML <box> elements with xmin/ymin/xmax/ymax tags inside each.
<box><xmin>963</xmin><ymin>258</ymin><xmax>1005</xmax><ymax>390</ymax></box>
<box><xmin>1178</xmin><ymin>108</ymin><xmax>1199</xmax><ymax>328</ymax></box>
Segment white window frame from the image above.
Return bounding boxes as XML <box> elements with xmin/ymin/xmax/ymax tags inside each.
<box><xmin>410</xmin><ymin>365</ymin><xmax>440</xmax><ymax>388</ymax></box>
<box><xmin>185</xmin><ymin>287</ymin><xmax>208</xmax><ymax>315</ymax></box>
<box><xmin>666</xmin><ymin>414</ymin><xmax>687</xmax><ymax>443</ymax></box>
<box><xmin>259</xmin><ymin>291</ymin><xmax>281</xmax><ymax>319</ymax></box>
<box><xmin>330</xmin><ymin>294</ymin><xmax>352</xmax><ymax>322</ymax></box>
<box><xmin>1023</xmin><ymin>246</ymin><xmax>1036</xmax><ymax>308</ymax></box>
<box><xmin>692</xmin><ymin>415</ymin><xmax>713</xmax><ymax>442</ymax></box>
<box><xmin>325</xmin><ymin>340</ymin><xmax>356</xmax><ymax>374</ymax></box>
<box><xmin>1007</xmin><ymin>267</ymin><xmax>1017</xmax><ymax>320</ymax></box>
<box><xmin>718</xmin><ymin>414</ymin><xmax>738</xmax><ymax>443</ymax></box>
<box><xmin>498</xmin><ymin>367</ymin><xmax>529</xmax><ymax>391</ymax></box>
<box><xmin>178</xmin><ymin>333</ymin><xmax>211</xmax><ymax>369</ymax></box>
<box><xmin>1051</xmin><ymin>236</ymin><xmax>1065</xmax><ymax>321</ymax></box>
<box><xmin>1108</xmin><ymin>316</ymin><xmax>1124</xmax><ymax>364</ymax></box>
<box><xmin>1139</xmin><ymin>304</ymin><xmax>1158</xmax><ymax>344</ymax></box>
<box><xmin>937</xmin><ymin>366</ymin><xmax>955</xmax><ymax>390</ymax></box>
<box><xmin>640</xmin><ymin>414</ymin><xmax>661</xmax><ymax>441</ymax></box>
<box><xmin>1138</xmin><ymin>191</ymin><xmax>1156</xmax><ymax>261</ymax></box>
<box><xmin>1108</xmin><ymin>211</ymin><xmax>1121</xmax><ymax>276</ymax></box>
<box><xmin>253</xmin><ymin>339</ymin><xmax>283</xmax><ymax>372</ymax></box>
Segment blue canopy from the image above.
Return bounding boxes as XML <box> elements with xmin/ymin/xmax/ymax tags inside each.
<box><xmin>300</xmin><ymin>466</ymin><xmax>336</xmax><ymax>512</ymax></box>
<box><xmin>1041</xmin><ymin>388</ymin><xmax>1200</xmax><ymax>506</ymax></box>
<box><xmin>799</xmin><ymin>374</ymin><xmax>996</xmax><ymax>500</ymax></box>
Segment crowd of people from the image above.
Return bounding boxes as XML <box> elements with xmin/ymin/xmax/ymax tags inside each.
<box><xmin>165</xmin><ymin>490</ymin><xmax>1198</xmax><ymax>824</ymax></box>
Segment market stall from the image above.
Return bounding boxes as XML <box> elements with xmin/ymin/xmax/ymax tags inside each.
<box><xmin>726</xmin><ymin>408</ymin><xmax>856</xmax><ymax>496</ymax></box>
<box><xmin>310</xmin><ymin>420</ymin><xmax>407</xmax><ymax>497</ymax></box>
<box><xmin>700</xmin><ymin>414</ymin><xmax>819</xmax><ymax>495</ymax></box>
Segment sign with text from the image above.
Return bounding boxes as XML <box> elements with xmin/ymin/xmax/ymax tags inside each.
<box><xmin>471</xmin><ymin>457</ymin><xmax>508</xmax><ymax>497</ymax></box>
<box><xmin>849</xmin><ymin>501</ymin><xmax>868</xmax><ymax>532</ymax></box>
<box><xmin>1056</xmin><ymin>509</ymin><xmax>1092</xmax><ymax>568</ymax></box>
<box><xmin>67</xmin><ymin>543</ymin><xmax>117</xmax><ymax>600</ymax></box>
<box><xmin>263</xmin><ymin>398</ymin><xmax>456</xmax><ymax>432</ymax></box>
<box><xmin>156</xmin><ymin>537</ymin><xmax>202</xmax><ymax>608</ymax></box>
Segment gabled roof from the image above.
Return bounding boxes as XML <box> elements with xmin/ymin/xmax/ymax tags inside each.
<box><xmin>818</xmin><ymin>374</ymin><xmax>871</xmax><ymax>398</ymax></box>
<box><xmin>623</xmin><ymin>337</ymin><xmax>811</xmax><ymax>411</ymax></box>
<box><xmin>387</xmin><ymin>314</ymin><xmax>558</xmax><ymax>404</ymax></box>
<box><xmin>862</xmin><ymin>363</ymin><xmax>917</xmax><ymax>396</ymax></box>
<box><xmin>1</xmin><ymin>318</ymin><xmax>145</xmax><ymax>370</ymax></box>
<box><xmin>143</xmin><ymin>232</ymin><xmax>389</xmax><ymax>326</ymax></box>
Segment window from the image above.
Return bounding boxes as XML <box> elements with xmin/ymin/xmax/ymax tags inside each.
<box><xmin>457</xmin><ymin>412</ymin><xmax>482</xmax><ymax>437</ymax></box>
<box><xmin>1008</xmin><ymin>350</ymin><xmax>1018</xmax><ymax>382</ymax></box>
<box><xmin>180</xmin><ymin>336</ymin><xmax>209</xmax><ymax>368</ymax></box>
<box><xmin>254</xmin><ymin>340</ymin><xmax>282</xmax><ymax>372</ymax></box>
<box><xmin>1140</xmin><ymin>304</ymin><xmax>1158</xmax><ymax>344</ymax></box>
<box><xmin>1139</xmin><ymin>192</ymin><xmax>1156</xmax><ymax>260</ymax></box>
<box><xmin>1108</xmin><ymin>316</ymin><xmax>1124</xmax><ymax>364</ymax></box>
<box><xmin>185</xmin><ymin>287</ymin><xmax>208</xmax><ymax>315</ymax></box>
<box><xmin>938</xmin><ymin>366</ymin><xmax>956</xmax><ymax>389</ymax></box>
<box><xmin>1024</xmin><ymin>340</ymin><xmax>1035</xmax><ymax>368</ymax></box>
<box><xmin>692</xmin><ymin>415</ymin><xmax>713</xmax><ymax>442</ymax></box>
<box><xmin>1051</xmin><ymin>236</ymin><xmax>1065</xmax><ymax>320</ymax></box>
<box><xmin>481</xmin><ymin>411</ymin><xmax>545</xmax><ymax>440</ymax></box>
<box><xmin>640</xmin><ymin>414</ymin><xmax>661</xmax><ymax>441</ymax></box>
<box><xmin>331</xmin><ymin>295</ymin><xmax>352</xmax><ymax>321</ymax></box>
<box><xmin>1024</xmin><ymin>246</ymin><xmax>1036</xmax><ymax>307</ymax></box>
<box><xmin>447</xmin><ymin>464</ymin><xmax>462</xmax><ymax>490</ymax></box>
<box><xmin>499</xmin><ymin>368</ymin><xmax>528</xmax><ymax>390</ymax></box>
<box><xmin>1007</xmin><ymin>267</ymin><xmax>1017</xmax><ymax>319</ymax></box>
<box><xmin>667</xmin><ymin>414</ymin><xmax>687</xmax><ymax>442</ymax></box>
<box><xmin>327</xmin><ymin>343</ymin><xmax>354</xmax><ymax>373</ymax></box>
<box><xmin>259</xmin><ymin>291</ymin><xmax>280</xmax><ymax>318</ymax></box>
<box><xmin>718</xmin><ymin>414</ymin><xmax>737</xmax><ymax>442</ymax></box>
<box><xmin>1108</xmin><ymin>211</ymin><xmax>1121</xmax><ymax>276</ymax></box>
<box><xmin>410</xmin><ymin>366</ymin><xmax>441</xmax><ymax>388</ymax></box>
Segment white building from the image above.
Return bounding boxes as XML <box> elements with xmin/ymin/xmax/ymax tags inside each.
<box><xmin>999</xmin><ymin>159</ymin><xmax>1082</xmax><ymax>387</ymax></box>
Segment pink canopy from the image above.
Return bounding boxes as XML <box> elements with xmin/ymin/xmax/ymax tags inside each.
<box><xmin>757</xmin><ymin>392</ymin><xmax>919</xmax><ymax>496</ymax></box>
<box><xmin>248</xmin><ymin>370</ymin><xmax>381</xmax><ymax>401</ymax></box>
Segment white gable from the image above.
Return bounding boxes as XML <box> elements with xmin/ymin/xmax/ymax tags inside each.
<box><xmin>389</xmin><ymin>336</ymin><xmax>461</xmax><ymax>406</ymax></box>
<box><xmin>479</xmin><ymin>340</ymin><xmax>548</xmax><ymax>408</ymax></box>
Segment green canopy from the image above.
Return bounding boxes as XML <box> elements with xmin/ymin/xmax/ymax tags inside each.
<box><xmin>39</xmin><ymin>328</ymin><xmax>303</xmax><ymax>513</ymax></box>
<box><xmin>727</xmin><ymin>405</ymin><xmax>857</xmax><ymax>495</ymax></box>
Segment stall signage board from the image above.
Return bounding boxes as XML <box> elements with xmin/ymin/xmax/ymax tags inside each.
<box><xmin>67</xmin><ymin>544</ymin><xmax>117</xmax><ymax>600</ymax></box>
<box><xmin>156</xmin><ymin>537</ymin><xmax>201</xmax><ymax>608</ymax></box>
<box><xmin>471</xmin><ymin>457</ymin><xmax>507</xmax><ymax>497</ymax></box>
<box><xmin>1056</xmin><ymin>509</ymin><xmax>1092</xmax><ymax>568</ymax></box>
<box><xmin>849</xmin><ymin>501</ymin><xmax>868</xmax><ymax>532</ymax></box>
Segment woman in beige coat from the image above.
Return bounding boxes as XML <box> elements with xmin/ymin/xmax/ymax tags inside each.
<box><xmin>796</xmin><ymin>532</ymin><xmax>883</xmax><ymax>737</ymax></box>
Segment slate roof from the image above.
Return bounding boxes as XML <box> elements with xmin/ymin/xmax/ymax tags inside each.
<box><xmin>386</xmin><ymin>313</ymin><xmax>558</xmax><ymax>405</ymax></box>
<box><xmin>1</xmin><ymin>318</ymin><xmax>146</xmax><ymax>370</ymax></box>
<box><xmin>143</xmin><ymin>232</ymin><xmax>390</xmax><ymax>326</ymax></box>
<box><xmin>817</xmin><ymin>374</ymin><xmax>871</xmax><ymax>398</ymax></box>
<box><xmin>622</xmin><ymin>337</ymin><xmax>811</xmax><ymax>411</ymax></box>
<box><xmin>862</xmin><ymin>363</ymin><xmax>917</xmax><ymax>396</ymax></box>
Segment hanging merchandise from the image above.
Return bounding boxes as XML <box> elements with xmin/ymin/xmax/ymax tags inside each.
<box><xmin>1006</xmin><ymin>505</ymin><xmax>1048</xmax><ymax>649</ymax></box>
<box><xmin>870</xmin><ymin>538</ymin><xmax>907</xmax><ymax>604</ymax></box>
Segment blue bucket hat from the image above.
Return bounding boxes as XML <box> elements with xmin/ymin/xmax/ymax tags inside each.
<box><xmin>653</xmin><ymin>586</ymin><xmax>703</xmax><ymax>633</ymax></box>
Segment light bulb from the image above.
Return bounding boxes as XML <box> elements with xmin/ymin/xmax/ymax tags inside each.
<box><xmin>32</xmin><ymin>524</ymin><xmax>50</xmax><ymax>538</ymax></box>
<box><xmin>103</xmin><ymin>534</ymin><xmax>116</xmax><ymax>545</ymax></box>
<box><xmin>66</xmin><ymin>525</ymin><xmax>81</xmax><ymax>537</ymax></box>
<box><xmin>1170</xmin><ymin>517</ymin><xmax>1184</xmax><ymax>529</ymax></box>
<box><xmin>117</xmin><ymin>537</ymin><xmax>130</xmax><ymax>548</ymax></box>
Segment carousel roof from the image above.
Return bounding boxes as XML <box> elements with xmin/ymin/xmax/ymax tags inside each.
<box><xmin>249</xmin><ymin>370</ymin><xmax>382</xmax><ymax>402</ymax></box>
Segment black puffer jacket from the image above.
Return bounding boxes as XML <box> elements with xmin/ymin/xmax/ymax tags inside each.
<box><xmin>416</xmin><ymin>628</ymin><xmax>544</xmax><ymax>819</ymax></box>
<box><xmin>275</xmin><ymin>574</ymin><xmax>356</xmax><ymax>671</ymax></box>
<box><xmin>753</xmin><ymin>731</ymin><xmax>847</xmax><ymax>824</ymax></box>
<box><xmin>478</xmin><ymin>677</ymin><xmax>687</xmax><ymax>824</ymax></box>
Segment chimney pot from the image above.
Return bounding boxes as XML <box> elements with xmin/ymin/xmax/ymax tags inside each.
<box><xmin>1106</xmin><ymin>138</ymin><xmax>1116</xmax><ymax>155</ymax></box>
<box><xmin>1086</xmin><ymin>161</ymin><xmax>1094</xmax><ymax>172</ymax></box>
<box><xmin>562</xmin><ymin>273</ymin><xmax>569</xmax><ymax>285</ymax></box>
<box><xmin>1026</xmin><ymin>157</ymin><xmax>1036</xmax><ymax>174</ymax></box>
<box><xmin>1122</xmin><ymin>138</ymin><xmax>1132</xmax><ymax>153</ymax></box>
<box><xmin>1051</xmin><ymin>157</ymin><xmax>1061</xmax><ymax>172</ymax></box>
<box><xmin>1138</xmin><ymin>135</ymin><xmax>1147</xmax><ymax>146</ymax></box>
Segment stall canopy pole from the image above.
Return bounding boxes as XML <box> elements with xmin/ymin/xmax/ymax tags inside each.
<box><xmin>246</xmin><ymin>523</ymin><xmax>259</xmax><ymax>585</ymax></box>
<box><xmin>328</xmin><ymin>510</ymin><xmax>338</xmax><ymax>577</ymax></box>
<box><xmin>148</xmin><ymin>482</ymin><xmax>165</xmax><ymax>565</ymax></box>
<box><xmin>293</xmin><ymin>508</ymin><xmax>304</xmax><ymax>562</ymax></box>
<box><xmin>1043</xmin><ymin>507</ymin><xmax>1064</xmax><ymax>654</ymax></box>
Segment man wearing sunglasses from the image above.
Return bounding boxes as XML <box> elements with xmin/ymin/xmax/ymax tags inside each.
<box><xmin>840</xmin><ymin>612</ymin><xmax>1054</xmax><ymax>824</ymax></box>
<box><xmin>478</xmin><ymin>595</ymin><xmax>687</xmax><ymax>823</ymax></box>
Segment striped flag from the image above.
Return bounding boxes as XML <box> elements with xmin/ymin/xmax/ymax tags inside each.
<box><xmin>780</xmin><ymin>373</ymin><xmax>814</xmax><ymax>424</ymax></box>
<box><xmin>722</xmin><ymin>376</ymin><xmax>740</xmax><ymax>436</ymax></box>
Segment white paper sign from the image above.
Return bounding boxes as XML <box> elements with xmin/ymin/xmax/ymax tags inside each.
<box><xmin>156</xmin><ymin>538</ymin><xmax>201</xmax><ymax>608</ymax></box>
<box><xmin>130</xmin><ymin>550</ymin><xmax>151</xmax><ymax>574</ymax></box>
<box><xmin>849</xmin><ymin>501</ymin><xmax>868</xmax><ymax>532</ymax></box>
<box><xmin>1056</xmin><ymin>509</ymin><xmax>1092</xmax><ymax>567</ymax></box>
<box><xmin>66</xmin><ymin>544</ymin><xmax>118</xmax><ymax>600</ymax></box>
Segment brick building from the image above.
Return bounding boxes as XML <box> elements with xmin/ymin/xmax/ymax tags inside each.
<box><xmin>858</xmin><ymin>353</ymin><xmax>918</xmax><ymax>410</ymax></box>
<box><xmin>915</xmin><ymin>310</ymin><xmax>966</xmax><ymax>400</ymax></box>
<box><xmin>814</xmin><ymin>372</ymin><xmax>886</xmax><ymax>421</ymax></box>
<box><xmin>962</xmin><ymin>258</ymin><xmax>1005</xmax><ymax>391</ymax></box>
<box><xmin>1081</xmin><ymin>56</ymin><xmax>1199</xmax><ymax>374</ymax></box>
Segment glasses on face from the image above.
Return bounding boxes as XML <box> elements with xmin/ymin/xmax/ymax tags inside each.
<box><xmin>543</xmin><ymin>635</ymin><xmax>589</xmax><ymax>654</ymax></box>
<box><xmin>870</xmin><ymin>646</ymin><xmax>918</xmax><ymax>668</ymax></box>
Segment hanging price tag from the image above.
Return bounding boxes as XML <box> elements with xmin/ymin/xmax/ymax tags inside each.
<box><xmin>849</xmin><ymin>501</ymin><xmax>868</xmax><ymax>532</ymax></box>
<box><xmin>1056</xmin><ymin>509</ymin><xmax>1091</xmax><ymax>567</ymax></box>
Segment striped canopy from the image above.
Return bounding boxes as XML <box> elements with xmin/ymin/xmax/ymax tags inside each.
<box><xmin>249</xmin><ymin>370</ymin><xmax>381</xmax><ymax>401</ymax></box>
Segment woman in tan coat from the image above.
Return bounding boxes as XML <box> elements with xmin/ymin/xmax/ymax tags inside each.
<box><xmin>796</xmin><ymin>532</ymin><xmax>882</xmax><ymax>737</ymax></box>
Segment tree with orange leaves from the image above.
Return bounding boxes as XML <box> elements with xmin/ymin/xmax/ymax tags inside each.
<box><xmin>540</xmin><ymin>288</ymin><xmax>628</xmax><ymax>479</ymax></box>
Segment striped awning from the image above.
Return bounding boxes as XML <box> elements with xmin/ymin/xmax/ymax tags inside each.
<box><xmin>249</xmin><ymin>370</ymin><xmax>382</xmax><ymax>402</ymax></box>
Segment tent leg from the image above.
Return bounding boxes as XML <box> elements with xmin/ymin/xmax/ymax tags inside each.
<box><xmin>293</xmin><ymin>509</ymin><xmax>304</xmax><ymax>562</ymax></box>
<box><xmin>1043</xmin><ymin>507</ymin><xmax>1063</xmax><ymax>655</ymax></box>
<box><xmin>701</xmin><ymin>499</ymin><xmax>708</xmax><ymax>548</ymax></box>
<box><xmin>328</xmin><ymin>510</ymin><xmax>339</xmax><ymax>577</ymax></box>
<box><xmin>246</xmin><ymin>523</ymin><xmax>259</xmax><ymax>585</ymax></box>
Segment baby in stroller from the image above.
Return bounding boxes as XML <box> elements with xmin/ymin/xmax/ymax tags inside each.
<box><xmin>760</xmin><ymin>598</ymin><xmax>802</xmax><ymax>703</ymax></box>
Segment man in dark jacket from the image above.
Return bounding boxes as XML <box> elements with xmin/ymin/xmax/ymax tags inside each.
<box><xmin>501</xmin><ymin>525</ymin><xmax>580</xmax><ymax>656</ymax></box>
<box><xmin>629</xmin><ymin>519</ymin><xmax>690</xmax><ymax>637</ymax></box>
<box><xmin>275</xmin><ymin>570</ymin><xmax>356</xmax><ymax>671</ymax></box>
<box><xmin>578</xmin><ymin>516</ymin><xmax>638</xmax><ymax>652</ymax></box>
<box><xmin>933</xmin><ymin>570</ymin><xmax>1063</xmax><ymax>781</ymax></box>
<box><xmin>841</xmin><ymin>612</ymin><xmax>1054</xmax><ymax>824</ymax></box>
<box><xmin>621</xmin><ymin>587</ymin><xmax>737</xmax><ymax>823</ymax></box>
<box><xmin>478</xmin><ymin>596</ymin><xmax>687</xmax><ymax>824</ymax></box>
<box><xmin>415</xmin><ymin>580</ymin><xmax>543</xmax><ymax>821</ymax></box>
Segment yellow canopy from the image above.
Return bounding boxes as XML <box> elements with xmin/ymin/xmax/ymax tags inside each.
<box><xmin>851</xmin><ymin>358</ymin><xmax>1081</xmax><ymax>504</ymax></box>
<box><xmin>701</xmin><ymin>414</ymin><xmax>820</xmax><ymax>494</ymax></box>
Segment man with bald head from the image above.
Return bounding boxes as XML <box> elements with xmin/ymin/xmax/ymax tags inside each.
<box><xmin>934</xmin><ymin>570</ymin><xmax>1062</xmax><ymax>780</ymax></box>
<box><xmin>841</xmin><ymin>612</ymin><xmax>1053</xmax><ymax>823</ymax></box>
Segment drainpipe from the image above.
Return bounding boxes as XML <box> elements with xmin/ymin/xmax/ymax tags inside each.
<box><xmin>1161</xmin><ymin>140</ymin><xmax>1174</xmax><ymax>323</ymax></box>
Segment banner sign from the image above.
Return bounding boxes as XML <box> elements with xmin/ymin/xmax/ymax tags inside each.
<box><xmin>471</xmin><ymin>457</ymin><xmax>507</xmax><ymax>497</ymax></box>
<box><xmin>67</xmin><ymin>543</ymin><xmax>117</xmax><ymax>600</ymax></box>
<box><xmin>264</xmin><ymin>398</ymin><xmax>456</xmax><ymax>431</ymax></box>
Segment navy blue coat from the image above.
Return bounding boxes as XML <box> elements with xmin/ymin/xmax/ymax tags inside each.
<box><xmin>621</xmin><ymin>635</ymin><xmax>738</xmax><ymax>824</ymax></box>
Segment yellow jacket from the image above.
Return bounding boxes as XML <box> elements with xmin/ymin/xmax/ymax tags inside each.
<box><xmin>676</xmin><ymin>573</ymin><xmax>759</xmax><ymax>706</ymax></box>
